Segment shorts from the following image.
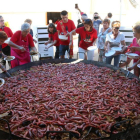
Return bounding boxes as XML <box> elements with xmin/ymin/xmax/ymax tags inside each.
<box><xmin>59</xmin><ymin>45</ymin><xmax>69</xmax><ymax>56</ymax></box>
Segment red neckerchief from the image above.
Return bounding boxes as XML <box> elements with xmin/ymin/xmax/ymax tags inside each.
<box><xmin>59</xmin><ymin>20</ymin><xmax>67</xmax><ymax>35</ymax></box>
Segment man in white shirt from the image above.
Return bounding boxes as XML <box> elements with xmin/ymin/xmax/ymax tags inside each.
<box><xmin>106</xmin><ymin>13</ymin><xmax>113</xmax><ymax>28</ymax></box>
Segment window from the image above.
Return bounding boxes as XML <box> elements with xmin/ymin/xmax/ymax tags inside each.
<box><xmin>46</xmin><ymin>12</ymin><xmax>61</xmax><ymax>25</ymax></box>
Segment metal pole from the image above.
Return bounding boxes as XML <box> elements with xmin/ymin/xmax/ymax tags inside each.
<box><xmin>120</xmin><ymin>0</ymin><xmax>122</xmax><ymax>22</ymax></box>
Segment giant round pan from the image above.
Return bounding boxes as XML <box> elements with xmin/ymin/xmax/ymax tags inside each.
<box><xmin>0</xmin><ymin>59</ymin><xmax>139</xmax><ymax>140</ymax></box>
<box><xmin>0</xmin><ymin>78</ymin><xmax>5</xmax><ymax>87</ymax></box>
<box><xmin>0</xmin><ymin>59</ymin><xmax>138</xmax><ymax>78</ymax></box>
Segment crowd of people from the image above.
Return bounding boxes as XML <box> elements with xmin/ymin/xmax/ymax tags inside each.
<box><xmin>0</xmin><ymin>6</ymin><xmax>140</xmax><ymax>77</ymax></box>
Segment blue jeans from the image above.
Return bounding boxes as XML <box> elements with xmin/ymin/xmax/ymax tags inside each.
<box><xmin>59</xmin><ymin>45</ymin><xmax>69</xmax><ymax>56</ymax></box>
<box><xmin>106</xmin><ymin>55</ymin><xmax>121</xmax><ymax>67</ymax></box>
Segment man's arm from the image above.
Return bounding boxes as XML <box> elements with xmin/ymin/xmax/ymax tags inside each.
<box><xmin>99</xmin><ymin>16</ymin><xmax>103</xmax><ymax>24</ymax></box>
<box><xmin>69</xmin><ymin>29</ymin><xmax>76</xmax><ymax>46</ymax></box>
<box><xmin>75</xmin><ymin>6</ymin><xmax>84</xmax><ymax>15</ymax></box>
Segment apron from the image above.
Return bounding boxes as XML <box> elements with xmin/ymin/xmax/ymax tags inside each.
<box><xmin>11</xmin><ymin>32</ymin><xmax>30</xmax><ymax>68</ymax></box>
<box><xmin>0</xmin><ymin>45</ymin><xmax>2</xmax><ymax>64</ymax></box>
<box><xmin>0</xmin><ymin>45</ymin><xmax>2</xmax><ymax>59</ymax></box>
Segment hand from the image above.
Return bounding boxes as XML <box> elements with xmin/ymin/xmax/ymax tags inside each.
<box><xmin>19</xmin><ymin>46</ymin><xmax>26</xmax><ymax>52</ymax></box>
<box><xmin>0</xmin><ymin>64</ymin><xmax>6</xmax><ymax>72</ymax></box>
<box><xmin>129</xmin><ymin>47</ymin><xmax>140</xmax><ymax>52</ymax></box>
<box><xmin>104</xmin><ymin>46</ymin><xmax>108</xmax><ymax>52</ymax></box>
<box><xmin>2</xmin><ymin>54</ymin><xmax>7</xmax><ymax>59</ymax></box>
<box><xmin>45</xmin><ymin>42</ymin><xmax>49</xmax><ymax>45</ymax></box>
<box><xmin>134</xmin><ymin>56</ymin><xmax>140</xmax><ymax>59</ymax></box>
<box><xmin>33</xmin><ymin>39</ymin><xmax>37</xmax><ymax>43</ymax></box>
<box><xmin>66</xmin><ymin>33</ymin><xmax>70</xmax><ymax>37</ymax></box>
<box><xmin>128</xmin><ymin>66</ymin><xmax>134</xmax><ymax>71</ymax></box>
<box><xmin>45</xmin><ymin>46</ymin><xmax>50</xmax><ymax>50</ymax></box>
<box><xmin>115</xmin><ymin>51</ymin><xmax>122</xmax><ymax>55</ymax></box>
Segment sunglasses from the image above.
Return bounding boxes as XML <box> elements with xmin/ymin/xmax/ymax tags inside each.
<box><xmin>0</xmin><ymin>20</ymin><xmax>4</xmax><ymax>22</ymax></box>
<box><xmin>114</xmin><ymin>27</ymin><xmax>119</xmax><ymax>30</ymax></box>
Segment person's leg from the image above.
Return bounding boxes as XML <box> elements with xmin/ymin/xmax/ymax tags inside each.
<box><xmin>134</xmin><ymin>63</ymin><xmax>140</xmax><ymax>77</ymax></box>
<box><xmin>87</xmin><ymin>50</ymin><xmax>94</xmax><ymax>60</ymax></box>
<box><xmin>55</xmin><ymin>46</ymin><xmax>59</xmax><ymax>59</ymax></box>
<box><xmin>101</xmin><ymin>49</ymin><xmax>106</xmax><ymax>63</ymax></box>
<box><xmin>59</xmin><ymin>45</ymin><xmax>65</xmax><ymax>59</ymax></box>
<box><xmin>106</xmin><ymin>56</ymin><xmax>113</xmax><ymax>65</ymax></box>
<box><xmin>2</xmin><ymin>46</ymin><xmax>11</xmax><ymax>67</ymax></box>
<box><xmin>114</xmin><ymin>55</ymin><xmax>121</xmax><ymax>67</ymax></box>
<box><xmin>98</xmin><ymin>49</ymin><xmax>104</xmax><ymax>62</ymax></box>
<box><xmin>78</xmin><ymin>47</ymin><xmax>86</xmax><ymax>59</ymax></box>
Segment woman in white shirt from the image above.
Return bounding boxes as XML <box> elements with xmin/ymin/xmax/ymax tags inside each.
<box><xmin>104</xmin><ymin>21</ymin><xmax>127</xmax><ymax>67</ymax></box>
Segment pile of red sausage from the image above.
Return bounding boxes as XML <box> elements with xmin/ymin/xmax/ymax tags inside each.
<box><xmin>0</xmin><ymin>63</ymin><xmax>140</xmax><ymax>139</ymax></box>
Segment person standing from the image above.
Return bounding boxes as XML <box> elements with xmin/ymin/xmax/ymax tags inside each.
<box><xmin>127</xmin><ymin>25</ymin><xmax>140</xmax><ymax>77</ymax></box>
<box><xmin>10</xmin><ymin>23</ymin><xmax>37</xmax><ymax>68</ymax></box>
<box><xmin>75</xmin><ymin>5</ymin><xmax>88</xmax><ymax>46</ymax></box>
<box><xmin>98</xmin><ymin>19</ymin><xmax>112</xmax><ymax>62</ymax></box>
<box><xmin>69</xmin><ymin>19</ymin><xmax>97</xmax><ymax>60</ymax></box>
<box><xmin>93</xmin><ymin>12</ymin><xmax>103</xmax><ymax>35</ymax></box>
<box><xmin>45</xmin><ymin>23</ymin><xmax>60</xmax><ymax>59</ymax></box>
<box><xmin>77</xmin><ymin>14</ymin><xmax>88</xmax><ymax>46</ymax></box>
<box><xmin>104</xmin><ymin>21</ymin><xmax>127</xmax><ymax>67</ymax></box>
<box><xmin>0</xmin><ymin>15</ymin><xmax>13</xmax><ymax>66</ymax></box>
<box><xmin>106</xmin><ymin>13</ymin><xmax>113</xmax><ymax>28</ymax></box>
<box><xmin>0</xmin><ymin>31</ymin><xmax>25</xmax><ymax>72</ymax></box>
<box><xmin>57</xmin><ymin>10</ymin><xmax>76</xmax><ymax>59</ymax></box>
<box><xmin>24</xmin><ymin>19</ymin><xmax>37</xmax><ymax>51</ymax></box>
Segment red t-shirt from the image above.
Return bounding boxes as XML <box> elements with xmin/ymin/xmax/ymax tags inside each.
<box><xmin>132</xmin><ymin>38</ymin><xmax>140</xmax><ymax>63</ymax></box>
<box><xmin>49</xmin><ymin>32</ymin><xmax>59</xmax><ymax>47</ymax></box>
<box><xmin>57</xmin><ymin>19</ymin><xmax>76</xmax><ymax>45</ymax></box>
<box><xmin>10</xmin><ymin>31</ymin><xmax>34</xmax><ymax>47</ymax></box>
<box><xmin>76</xmin><ymin>27</ymin><xmax>97</xmax><ymax>50</ymax></box>
<box><xmin>0</xmin><ymin>27</ymin><xmax>13</xmax><ymax>48</ymax></box>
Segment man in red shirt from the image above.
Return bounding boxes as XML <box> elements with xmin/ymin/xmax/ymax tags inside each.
<box><xmin>57</xmin><ymin>10</ymin><xmax>76</xmax><ymax>59</ymax></box>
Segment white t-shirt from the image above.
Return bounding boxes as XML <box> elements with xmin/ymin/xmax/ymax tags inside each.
<box><xmin>108</xmin><ymin>18</ymin><xmax>113</xmax><ymax>28</ymax></box>
<box><xmin>106</xmin><ymin>32</ymin><xmax>125</xmax><ymax>42</ymax></box>
<box><xmin>106</xmin><ymin>32</ymin><xmax>125</xmax><ymax>48</ymax></box>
